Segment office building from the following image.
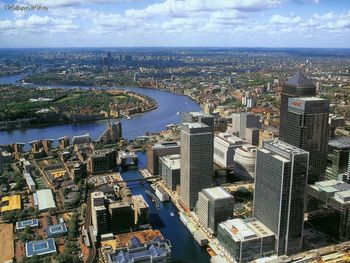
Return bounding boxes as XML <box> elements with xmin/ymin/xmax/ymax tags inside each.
<box><xmin>181</xmin><ymin>111</ymin><xmax>215</xmax><ymax>131</ymax></box>
<box><xmin>196</xmin><ymin>187</ymin><xmax>234</xmax><ymax>234</ymax></box>
<box><xmin>88</xmin><ymin>149</ymin><xmax>117</xmax><ymax>174</ymax></box>
<box><xmin>159</xmin><ymin>154</ymin><xmax>181</xmax><ymax>191</ymax></box>
<box><xmin>58</xmin><ymin>136</ymin><xmax>70</xmax><ymax>150</ymax></box>
<box><xmin>254</xmin><ymin>140</ymin><xmax>308</xmax><ymax>255</ymax></box>
<box><xmin>245</xmin><ymin>128</ymin><xmax>259</xmax><ymax>146</ymax></box>
<box><xmin>279</xmin><ymin>71</ymin><xmax>316</xmax><ymax>141</ymax></box>
<box><xmin>147</xmin><ymin>141</ymin><xmax>180</xmax><ymax>175</ymax></box>
<box><xmin>132</xmin><ymin>195</ymin><xmax>150</xmax><ymax>227</ymax></box>
<box><xmin>232</xmin><ymin>112</ymin><xmax>261</xmax><ymax>140</ymax></box>
<box><xmin>329</xmin><ymin>115</ymin><xmax>345</xmax><ymax>138</ymax></box>
<box><xmin>180</xmin><ymin>122</ymin><xmax>213</xmax><ymax>209</ymax></box>
<box><xmin>326</xmin><ymin>137</ymin><xmax>350</xmax><ymax>180</ymax></box>
<box><xmin>284</xmin><ymin>97</ymin><xmax>330</xmax><ymax>183</ymax></box>
<box><xmin>233</xmin><ymin>144</ymin><xmax>257</xmax><ymax>180</ymax></box>
<box><xmin>72</xmin><ymin>133</ymin><xmax>91</xmax><ymax>145</ymax></box>
<box><xmin>91</xmin><ymin>192</ymin><xmax>108</xmax><ymax>237</ymax></box>
<box><xmin>307</xmin><ymin>180</ymin><xmax>350</xmax><ymax>241</ymax></box>
<box><xmin>109</xmin><ymin>201</ymin><xmax>135</xmax><ymax>234</ymax></box>
<box><xmin>213</xmin><ymin>133</ymin><xmax>246</xmax><ymax>168</ymax></box>
<box><xmin>217</xmin><ymin>218</ymin><xmax>275</xmax><ymax>263</ymax></box>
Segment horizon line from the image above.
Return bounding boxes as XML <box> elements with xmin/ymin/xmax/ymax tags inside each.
<box><xmin>0</xmin><ymin>46</ymin><xmax>350</xmax><ymax>50</ymax></box>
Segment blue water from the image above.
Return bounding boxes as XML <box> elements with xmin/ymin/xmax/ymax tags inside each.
<box><xmin>0</xmin><ymin>74</ymin><xmax>209</xmax><ymax>262</ymax></box>
<box><xmin>122</xmin><ymin>152</ymin><xmax>210</xmax><ymax>263</ymax></box>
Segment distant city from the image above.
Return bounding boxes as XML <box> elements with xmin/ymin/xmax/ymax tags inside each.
<box><xmin>0</xmin><ymin>46</ymin><xmax>350</xmax><ymax>263</ymax></box>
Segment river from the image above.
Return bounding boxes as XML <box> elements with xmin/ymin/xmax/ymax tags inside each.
<box><xmin>0</xmin><ymin>75</ymin><xmax>210</xmax><ymax>262</ymax></box>
<box><xmin>0</xmin><ymin>75</ymin><xmax>200</xmax><ymax>146</ymax></box>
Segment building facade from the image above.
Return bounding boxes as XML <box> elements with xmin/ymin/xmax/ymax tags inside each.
<box><xmin>180</xmin><ymin>122</ymin><xmax>213</xmax><ymax>209</ymax></box>
<box><xmin>196</xmin><ymin>187</ymin><xmax>234</xmax><ymax>234</ymax></box>
<box><xmin>279</xmin><ymin>71</ymin><xmax>317</xmax><ymax>141</ymax></box>
<box><xmin>217</xmin><ymin>218</ymin><xmax>275</xmax><ymax>263</ymax></box>
<box><xmin>146</xmin><ymin>141</ymin><xmax>180</xmax><ymax>175</ymax></box>
<box><xmin>159</xmin><ymin>154</ymin><xmax>181</xmax><ymax>191</ymax></box>
<box><xmin>254</xmin><ymin>140</ymin><xmax>309</xmax><ymax>256</ymax></box>
<box><xmin>213</xmin><ymin>133</ymin><xmax>246</xmax><ymax>168</ymax></box>
<box><xmin>284</xmin><ymin>97</ymin><xmax>330</xmax><ymax>183</ymax></box>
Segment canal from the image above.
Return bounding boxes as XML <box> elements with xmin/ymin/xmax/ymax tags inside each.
<box><xmin>0</xmin><ymin>75</ymin><xmax>210</xmax><ymax>262</ymax></box>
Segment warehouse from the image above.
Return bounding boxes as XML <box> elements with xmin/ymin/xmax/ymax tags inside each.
<box><xmin>33</xmin><ymin>189</ymin><xmax>56</xmax><ymax>211</ymax></box>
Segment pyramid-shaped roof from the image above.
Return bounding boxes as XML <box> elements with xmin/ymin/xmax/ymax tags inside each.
<box><xmin>285</xmin><ymin>71</ymin><xmax>315</xmax><ymax>88</ymax></box>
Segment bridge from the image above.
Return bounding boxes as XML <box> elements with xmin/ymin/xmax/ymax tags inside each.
<box><xmin>114</xmin><ymin>176</ymin><xmax>160</xmax><ymax>183</ymax></box>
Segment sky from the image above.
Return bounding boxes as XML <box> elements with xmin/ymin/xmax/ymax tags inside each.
<box><xmin>0</xmin><ymin>0</ymin><xmax>349</xmax><ymax>48</ymax></box>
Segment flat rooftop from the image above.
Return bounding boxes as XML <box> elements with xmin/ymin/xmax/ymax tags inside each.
<box><xmin>26</xmin><ymin>238</ymin><xmax>56</xmax><ymax>257</ymax></box>
<box><xmin>160</xmin><ymin>154</ymin><xmax>180</xmax><ymax>170</ymax></box>
<box><xmin>188</xmin><ymin>111</ymin><xmax>213</xmax><ymax>117</ymax></box>
<box><xmin>329</xmin><ymin>137</ymin><xmax>350</xmax><ymax>149</ymax></box>
<box><xmin>0</xmin><ymin>195</ymin><xmax>21</xmax><ymax>212</ymax></box>
<box><xmin>16</xmin><ymin>219</ymin><xmax>39</xmax><ymax>230</ymax></box>
<box><xmin>46</xmin><ymin>223</ymin><xmax>68</xmax><ymax>237</ymax></box>
<box><xmin>203</xmin><ymin>187</ymin><xmax>233</xmax><ymax>200</ymax></box>
<box><xmin>219</xmin><ymin>218</ymin><xmax>274</xmax><ymax>243</ymax></box>
<box><xmin>152</xmin><ymin>141</ymin><xmax>180</xmax><ymax>149</ymax></box>
<box><xmin>183</xmin><ymin>122</ymin><xmax>209</xmax><ymax>129</ymax></box>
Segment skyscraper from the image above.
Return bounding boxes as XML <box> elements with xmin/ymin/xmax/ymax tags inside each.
<box><xmin>180</xmin><ymin>122</ymin><xmax>213</xmax><ymax>209</ymax></box>
<box><xmin>254</xmin><ymin>140</ymin><xmax>309</xmax><ymax>255</ymax></box>
<box><xmin>284</xmin><ymin>97</ymin><xmax>330</xmax><ymax>183</ymax></box>
<box><xmin>181</xmin><ymin>111</ymin><xmax>215</xmax><ymax>131</ymax></box>
<box><xmin>279</xmin><ymin>71</ymin><xmax>316</xmax><ymax>141</ymax></box>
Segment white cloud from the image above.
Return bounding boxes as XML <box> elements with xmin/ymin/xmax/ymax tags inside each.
<box><xmin>270</xmin><ymin>14</ymin><xmax>303</xmax><ymax>24</ymax></box>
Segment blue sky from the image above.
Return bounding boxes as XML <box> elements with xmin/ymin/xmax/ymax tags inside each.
<box><xmin>0</xmin><ymin>0</ymin><xmax>349</xmax><ymax>48</ymax></box>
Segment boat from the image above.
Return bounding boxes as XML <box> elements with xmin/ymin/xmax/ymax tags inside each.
<box><xmin>170</xmin><ymin>212</ymin><xmax>175</xmax><ymax>217</ymax></box>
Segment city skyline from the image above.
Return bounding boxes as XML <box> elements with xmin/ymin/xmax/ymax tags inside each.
<box><xmin>0</xmin><ymin>0</ymin><xmax>350</xmax><ymax>48</ymax></box>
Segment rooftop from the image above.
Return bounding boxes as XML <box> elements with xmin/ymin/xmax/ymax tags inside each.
<box><xmin>152</xmin><ymin>141</ymin><xmax>180</xmax><ymax>149</ymax></box>
<box><xmin>0</xmin><ymin>195</ymin><xmax>21</xmax><ymax>212</ymax></box>
<box><xmin>159</xmin><ymin>154</ymin><xmax>180</xmax><ymax>170</ymax></box>
<box><xmin>203</xmin><ymin>187</ymin><xmax>233</xmax><ymax>200</ymax></box>
<box><xmin>34</xmin><ymin>189</ymin><xmax>56</xmax><ymax>211</ymax></box>
<box><xmin>26</xmin><ymin>238</ymin><xmax>56</xmax><ymax>257</ymax></box>
<box><xmin>219</xmin><ymin>218</ymin><xmax>274</xmax><ymax>243</ymax></box>
<box><xmin>285</xmin><ymin>71</ymin><xmax>316</xmax><ymax>89</ymax></box>
<box><xmin>329</xmin><ymin>137</ymin><xmax>350</xmax><ymax>149</ymax></box>
<box><xmin>46</xmin><ymin>223</ymin><xmax>68</xmax><ymax>237</ymax></box>
<box><xmin>188</xmin><ymin>111</ymin><xmax>213</xmax><ymax>117</ymax></box>
<box><xmin>16</xmin><ymin>219</ymin><xmax>39</xmax><ymax>230</ymax></box>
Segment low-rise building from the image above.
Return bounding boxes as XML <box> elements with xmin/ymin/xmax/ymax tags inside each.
<box><xmin>233</xmin><ymin>144</ymin><xmax>257</xmax><ymax>180</ymax></box>
<box><xmin>159</xmin><ymin>154</ymin><xmax>180</xmax><ymax>191</ymax></box>
<box><xmin>213</xmin><ymin>133</ymin><xmax>246</xmax><ymax>168</ymax></box>
<box><xmin>34</xmin><ymin>189</ymin><xmax>56</xmax><ymax>211</ymax></box>
<box><xmin>196</xmin><ymin>187</ymin><xmax>234</xmax><ymax>234</ymax></box>
<box><xmin>217</xmin><ymin>218</ymin><xmax>275</xmax><ymax>263</ymax></box>
<box><xmin>307</xmin><ymin>180</ymin><xmax>350</xmax><ymax>241</ymax></box>
<box><xmin>147</xmin><ymin>141</ymin><xmax>180</xmax><ymax>175</ymax></box>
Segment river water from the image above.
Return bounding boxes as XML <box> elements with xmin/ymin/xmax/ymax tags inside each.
<box><xmin>0</xmin><ymin>75</ymin><xmax>210</xmax><ymax>262</ymax></box>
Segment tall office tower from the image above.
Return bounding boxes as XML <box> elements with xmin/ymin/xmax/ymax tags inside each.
<box><xmin>284</xmin><ymin>97</ymin><xmax>329</xmax><ymax>183</ymax></box>
<box><xmin>196</xmin><ymin>187</ymin><xmax>234</xmax><ymax>234</ymax></box>
<box><xmin>180</xmin><ymin>122</ymin><xmax>213</xmax><ymax>209</ymax></box>
<box><xmin>279</xmin><ymin>71</ymin><xmax>316</xmax><ymax>141</ymax></box>
<box><xmin>326</xmin><ymin>137</ymin><xmax>350</xmax><ymax>180</ymax></box>
<box><xmin>147</xmin><ymin>141</ymin><xmax>180</xmax><ymax>175</ymax></box>
<box><xmin>91</xmin><ymin>192</ymin><xmax>108</xmax><ymax>237</ymax></box>
<box><xmin>254</xmin><ymin>140</ymin><xmax>309</xmax><ymax>256</ymax></box>
<box><xmin>181</xmin><ymin>112</ymin><xmax>215</xmax><ymax>131</ymax></box>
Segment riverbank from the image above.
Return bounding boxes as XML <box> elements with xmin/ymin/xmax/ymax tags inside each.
<box><xmin>0</xmin><ymin>85</ymin><xmax>158</xmax><ymax>132</ymax></box>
